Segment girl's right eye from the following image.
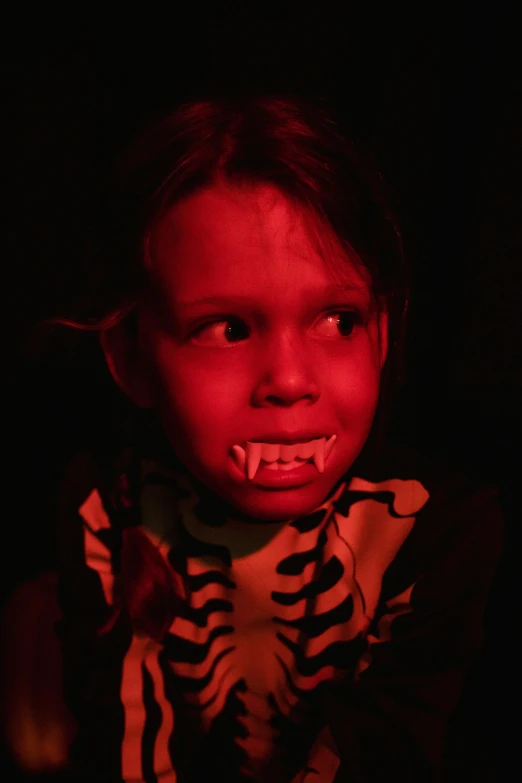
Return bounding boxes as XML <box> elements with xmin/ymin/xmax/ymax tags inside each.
<box><xmin>189</xmin><ymin>317</ymin><xmax>250</xmax><ymax>346</ymax></box>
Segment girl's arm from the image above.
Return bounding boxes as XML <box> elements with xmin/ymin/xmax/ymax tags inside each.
<box><xmin>1</xmin><ymin>571</ymin><xmax>76</xmax><ymax>775</ymax></box>
<box><xmin>324</xmin><ymin>479</ymin><xmax>504</xmax><ymax>782</ymax></box>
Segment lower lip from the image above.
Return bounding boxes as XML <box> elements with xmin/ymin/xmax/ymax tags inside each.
<box><xmin>247</xmin><ymin>460</ymin><xmax>320</xmax><ymax>488</ymax></box>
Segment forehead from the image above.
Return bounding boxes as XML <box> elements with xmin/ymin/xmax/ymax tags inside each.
<box><xmin>149</xmin><ymin>183</ymin><xmax>369</xmax><ymax>299</ymax></box>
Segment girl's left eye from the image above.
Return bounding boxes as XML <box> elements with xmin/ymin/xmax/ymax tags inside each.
<box><xmin>315</xmin><ymin>311</ymin><xmax>361</xmax><ymax>338</ymax></box>
<box><xmin>189</xmin><ymin>311</ymin><xmax>361</xmax><ymax>346</ymax></box>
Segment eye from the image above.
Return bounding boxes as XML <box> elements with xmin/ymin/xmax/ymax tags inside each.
<box><xmin>314</xmin><ymin>310</ymin><xmax>361</xmax><ymax>338</ymax></box>
<box><xmin>190</xmin><ymin>317</ymin><xmax>250</xmax><ymax>346</ymax></box>
<box><xmin>188</xmin><ymin>310</ymin><xmax>362</xmax><ymax>346</ymax></box>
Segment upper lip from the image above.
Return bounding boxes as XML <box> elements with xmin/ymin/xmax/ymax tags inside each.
<box><xmin>243</xmin><ymin>431</ymin><xmax>329</xmax><ymax>445</ymax></box>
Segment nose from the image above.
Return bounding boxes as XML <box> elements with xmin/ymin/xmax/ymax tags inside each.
<box><xmin>251</xmin><ymin>332</ymin><xmax>321</xmax><ymax>408</ymax></box>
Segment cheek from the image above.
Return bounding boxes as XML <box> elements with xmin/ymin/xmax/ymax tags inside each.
<box><xmin>330</xmin><ymin>347</ymin><xmax>382</xmax><ymax>410</ymax></box>
<box><xmin>149</xmin><ymin>347</ymin><xmax>241</xmax><ymax>449</ymax></box>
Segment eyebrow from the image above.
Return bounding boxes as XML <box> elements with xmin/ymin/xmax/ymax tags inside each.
<box><xmin>176</xmin><ymin>283</ymin><xmax>368</xmax><ymax>311</ymax></box>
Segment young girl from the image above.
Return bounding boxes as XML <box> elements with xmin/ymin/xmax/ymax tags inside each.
<box><xmin>6</xmin><ymin>96</ymin><xmax>503</xmax><ymax>782</ymax></box>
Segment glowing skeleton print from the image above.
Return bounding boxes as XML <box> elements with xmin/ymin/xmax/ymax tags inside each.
<box><xmin>78</xmin><ymin>457</ymin><xmax>429</xmax><ymax>781</ymax></box>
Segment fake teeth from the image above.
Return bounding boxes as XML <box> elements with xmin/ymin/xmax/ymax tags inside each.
<box><xmin>264</xmin><ymin>458</ymin><xmax>307</xmax><ymax>471</ymax></box>
<box><xmin>231</xmin><ymin>435</ymin><xmax>337</xmax><ymax>480</ymax></box>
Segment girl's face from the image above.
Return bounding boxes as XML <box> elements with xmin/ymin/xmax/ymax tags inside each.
<box><xmin>138</xmin><ymin>183</ymin><xmax>387</xmax><ymax>521</ymax></box>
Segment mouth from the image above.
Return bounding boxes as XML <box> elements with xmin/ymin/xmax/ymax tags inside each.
<box><xmin>230</xmin><ymin>435</ymin><xmax>337</xmax><ymax>480</ymax></box>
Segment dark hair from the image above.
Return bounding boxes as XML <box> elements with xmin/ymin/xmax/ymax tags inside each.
<box><xmin>50</xmin><ymin>94</ymin><xmax>410</xmax><ymax>640</ymax></box>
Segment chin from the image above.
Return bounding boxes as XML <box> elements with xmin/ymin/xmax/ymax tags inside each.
<box><xmin>188</xmin><ymin>452</ymin><xmax>351</xmax><ymax>522</ymax></box>
<box><xmin>223</xmin><ymin>482</ymin><xmax>336</xmax><ymax>522</ymax></box>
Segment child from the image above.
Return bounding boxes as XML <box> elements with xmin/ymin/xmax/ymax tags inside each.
<box><xmin>7</xmin><ymin>96</ymin><xmax>503</xmax><ymax>782</ymax></box>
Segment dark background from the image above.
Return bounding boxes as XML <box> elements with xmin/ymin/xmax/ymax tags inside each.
<box><xmin>3</xmin><ymin>4</ymin><xmax>520</xmax><ymax>781</ymax></box>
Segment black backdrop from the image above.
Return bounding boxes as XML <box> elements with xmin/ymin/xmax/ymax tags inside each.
<box><xmin>3</xmin><ymin>4</ymin><xmax>520</xmax><ymax>781</ymax></box>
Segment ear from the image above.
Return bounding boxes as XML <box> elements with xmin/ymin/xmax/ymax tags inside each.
<box><xmin>100</xmin><ymin>321</ymin><xmax>155</xmax><ymax>408</ymax></box>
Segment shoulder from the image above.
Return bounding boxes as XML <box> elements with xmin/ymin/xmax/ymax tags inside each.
<box><xmin>56</xmin><ymin>403</ymin><xmax>145</xmax><ymax>515</ymax></box>
<box><xmin>355</xmin><ymin>438</ymin><xmax>503</xmax><ymax>530</ymax></box>
<box><xmin>351</xmin><ymin>439</ymin><xmax>504</xmax><ymax>596</ymax></box>
<box><xmin>57</xmin><ymin>442</ymin><xmax>134</xmax><ymax>517</ymax></box>
<box><xmin>386</xmin><ymin>441</ymin><xmax>504</xmax><ymax>552</ymax></box>
<box><xmin>55</xmin><ymin>450</ymin><xmax>121</xmax><ymax>582</ymax></box>
<box><xmin>58</xmin><ymin>451</ymin><xmax>101</xmax><ymax>509</ymax></box>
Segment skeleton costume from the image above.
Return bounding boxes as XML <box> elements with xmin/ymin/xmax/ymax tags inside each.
<box><xmin>56</xmin><ymin>415</ymin><xmax>503</xmax><ymax>782</ymax></box>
